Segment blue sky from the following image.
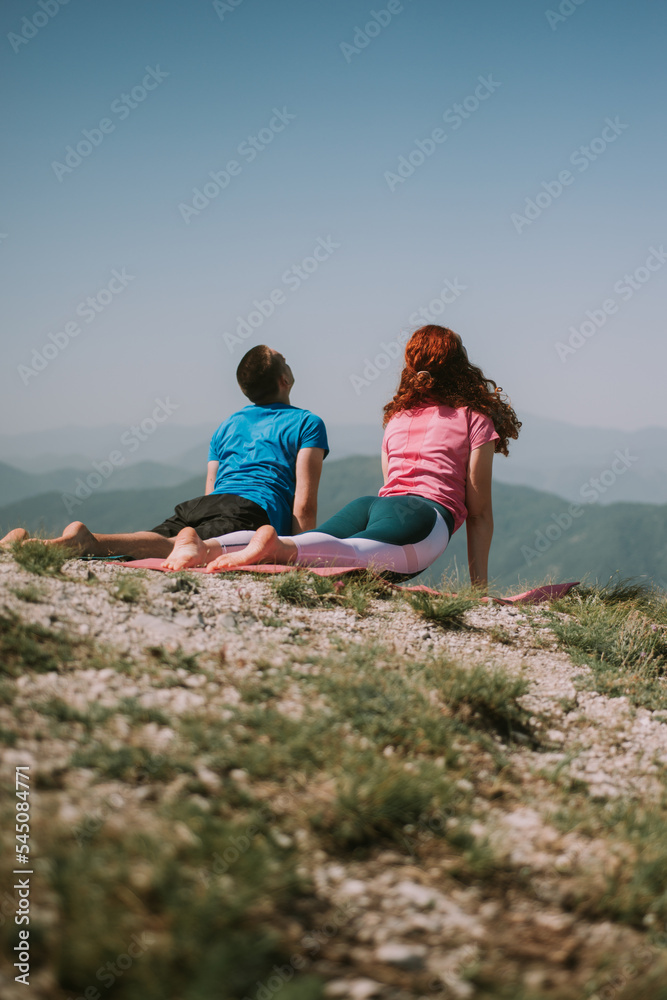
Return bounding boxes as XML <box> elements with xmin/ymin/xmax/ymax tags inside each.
<box><xmin>1</xmin><ymin>0</ymin><xmax>665</xmax><ymax>439</ymax></box>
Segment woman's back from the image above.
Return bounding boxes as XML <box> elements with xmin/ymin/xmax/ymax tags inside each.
<box><xmin>379</xmin><ymin>404</ymin><xmax>499</xmax><ymax>533</ymax></box>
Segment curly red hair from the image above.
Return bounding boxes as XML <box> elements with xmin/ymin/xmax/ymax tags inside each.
<box><xmin>382</xmin><ymin>325</ymin><xmax>521</xmax><ymax>456</ymax></box>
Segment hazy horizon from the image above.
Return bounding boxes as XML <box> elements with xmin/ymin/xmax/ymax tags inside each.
<box><xmin>2</xmin><ymin>410</ymin><xmax>667</xmax><ymax>436</ymax></box>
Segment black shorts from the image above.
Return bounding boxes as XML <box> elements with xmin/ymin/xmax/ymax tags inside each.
<box><xmin>150</xmin><ymin>494</ymin><xmax>270</xmax><ymax>540</ymax></box>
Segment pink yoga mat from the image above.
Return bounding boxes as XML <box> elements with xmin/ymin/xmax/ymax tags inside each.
<box><xmin>117</xmin><ymin>558</ymin><xmax>578</xmax><ymax>605</ymax></box>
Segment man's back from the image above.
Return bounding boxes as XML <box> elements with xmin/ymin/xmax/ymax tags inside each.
<box><xmin>208</xmin><ymin>403</ymin><xmax>329</xmax><ymax>534</ymax></box>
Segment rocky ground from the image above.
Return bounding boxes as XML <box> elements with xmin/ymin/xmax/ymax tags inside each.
<box><xmin>1</xmin><ymin>551</ymin><xmax>666</xmax><ymax>1000</ymax></box>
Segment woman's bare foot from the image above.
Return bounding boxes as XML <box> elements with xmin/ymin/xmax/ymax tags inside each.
<box><xmin>46</xmin><ymin>521</ymin><xmax>104</xmax><ymax>555</ymax></box>
<box><xmin>0</xmin><ymin>528</ymin><xmax>29</xmax><ymax>548</ymax></box>
<box><xmin>205</xmin><ymin>525</ymin><xmax>297</xmax><ymax>572</ymax></box>
<box><xmin>162</xmin><ymin>527</ymin><xmax>213</xmax><ymax>570</ymax></box>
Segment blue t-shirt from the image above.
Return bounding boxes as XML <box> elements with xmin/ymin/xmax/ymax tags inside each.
<box><xmin>208</xmin><ymin>403</ymin><xmax>329</xmax><ymax>534</ymax></box>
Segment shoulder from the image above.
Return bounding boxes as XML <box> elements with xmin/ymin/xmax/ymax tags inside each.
<box><xmin>464</xmin><ymin>406</ymin><xmax>495</xmax><ymax>427</ymax></box>
<box><xmin>213</xmin><ymin>405</ymin><xmax>253</xmax><ymax>428</ymax></box>
<box><xmin>224</xmin><ymin>404</ymin><xmax>255</xmax><ymax>419</ymax></box>
<box><xmin>463</xmin><ymin>407</ymin><xmax>500</xmax><ymax>447</ymax></box>
<box><xmin>289</xmin><ymin>407</ymin><xmax>327</xmax><ymax>429</ymax></box>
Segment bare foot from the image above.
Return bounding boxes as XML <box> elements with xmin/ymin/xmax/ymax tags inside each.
<box><xmin>46</xmin><ymin>521</ymin><xmax>104</xmax><ymax>555</ymax></box>
<box><xmin>162</xmin><ymin>527</ymin><xmax>210</xmax><ymax>570</ymax></box>
<box><xmin>0</xmin><ymin>528</ymin><xmax>29</xmax><ymax>548</ymax></box>
<box><xmin>205</xmin><ymin>524</ymin><xmax>297</xmax><ymax>572</ymax></box>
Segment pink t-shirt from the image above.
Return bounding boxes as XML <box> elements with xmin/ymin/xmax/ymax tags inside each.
<box><xmin>379</xmin><ymin>405</ymin><xmax>500</xmax><ymax>533</ymax></box>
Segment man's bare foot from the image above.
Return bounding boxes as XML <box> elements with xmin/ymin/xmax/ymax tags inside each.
<box><xmin>46</xmin><ymin>521</ymin><xmax>104</xmax><ymax>555</ymax></box>
<box><xmin>205</xmin><ymin>524</ymin><xmax>297</xmax><ymax>572</ymax></box>
<box><xmin>0</xmin><ymin>528</ymin><xmax>29</xmax><ymax>548</ymax></box>
<box><xmin>162</xmin><ymin>527</ymin><xmax>211</xmax><ymax>570</ymax></box>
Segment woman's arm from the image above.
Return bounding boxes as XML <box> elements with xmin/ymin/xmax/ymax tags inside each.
<box><xmin>465</xmin><ymin>441</ymin><xmax>495</xmax><ymax>590</ymax></box>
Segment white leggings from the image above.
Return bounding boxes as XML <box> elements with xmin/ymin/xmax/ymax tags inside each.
<box><xmin>212</xmin><ymin>512</ymin><xmax>450</xmax><ymax>576</ymax></box>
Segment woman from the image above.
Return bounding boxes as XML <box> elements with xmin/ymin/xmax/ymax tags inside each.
<box><xmin>163</xmin><ymin>326</ymin><xmax>521</xmax><ymax>588</ymax></box>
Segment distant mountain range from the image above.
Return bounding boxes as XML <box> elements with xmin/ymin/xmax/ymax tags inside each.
<box><xmin>1</xmin><ymin>415</ymin><xmax>665</xmax><ymax>506</ymax></box>
<box><xmin>0</xmin><ymin>460</ymin><xmax>203</xmax><ymax>510</ymax></box>
<box><xmin>1</xmin><ymin>455</ymin><xmax>665</xmax><ymax>593</ymax></box>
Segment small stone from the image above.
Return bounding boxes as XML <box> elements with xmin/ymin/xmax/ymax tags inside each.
<box><xmin>338</xmin><ymin>879</ymin><xmax>367</xmax><ymax>897</ymax></box>
<box><xmin>374</xmin><ymin>942</ymin><xmax>426</xmax><ymax>970</ymax></box>
<box><xmin>173</xmin><ymin>822</ymin><xmax>200</xmax><ymax>848</ymax></box>
<box><xmin>394</xmin><ymin>880</ymin><xmax>438</xmax><ymax>908</ymax></box>
<box><xmin>325</xmin><ymin>979</ymin><xmax>382</xmax><ymax>999</ymax></box>
<box><xmin>195</xmin><ymin>765</ymin><xmax>221</xmax><ymax>793</ymax></box>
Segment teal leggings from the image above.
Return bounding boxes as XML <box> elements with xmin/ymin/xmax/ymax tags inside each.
<box><xmin>316</xmin><ymin>494</ymin><xmax>455</xmax><ymax>546</ymax></box>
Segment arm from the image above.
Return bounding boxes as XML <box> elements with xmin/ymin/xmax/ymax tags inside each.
<box><xmin>381</xmin><ymin>450</ymin><xmax>389</xmax><ymax>486</ymax></box>
<box><xmin>291</xmin><ymin>447</ymin><xmax>325</xmax><ymax>533</ymax></box>
<box><xmin>465</xmin><ymin>441</ymin><xmax>495</xmax><ymax>591</ymax></box>
<box><xmin>204</xmin><ymin>461</ymin><xmax>219</xmax><ymax>496</ymax></box>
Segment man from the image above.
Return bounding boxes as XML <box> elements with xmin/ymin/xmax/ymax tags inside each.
<box><xmin>1</xmin><ymin>346</ymin><xmax>328</xmax><ymax>557</ymax></box>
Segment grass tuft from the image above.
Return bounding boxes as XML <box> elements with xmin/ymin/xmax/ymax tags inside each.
<box><xmin>111</xmin><ymin>575</ymin><xmax>145</xmax><ymax>604</ymax></box>
<box><xmin>0</xmin><ymin>612</ymin><xmax>79</xmax><ymax>677</ymax></box>
<box><xmin>546</xmin><ymin>578</ymin><xmax>667</xmax><ymax>710</ymax></box>
<box><xmin>11</xmin><ymin>539</ymin><xmax>73</xmax><ymax>576</ymax></box>
<box><xmin>166</xmin><ymin>573</ymin><xmax>200</xmax><ymax>595</ymax></box>
<box><xmin>555</xmin><ymin>795</ymin><xmax>667</xmax><ymax>936</ymax></box>
<box><xmin>0</xmin><ymin>725</ymin><xmax>18</xmax><ymax>746</ymax></box>
<box><xmin>271</xmin><ymin>570</ymin><xmax>393</xmax><ymax>617</ymax></box>
<box><xmin>273</xmin><ymin>572</ymin><xmax>317</xmax><ymax>607</ymax></box>
<box><xmin>147</xmin><ymin>645</ymin><xmax>202</xmax><ymax>673</ymax></box>
<box><xmin>69</xmin><ymin>742</ymin><xmax>191</xmax><ymax>782</ymax></box>
<box><xmin>406</xmin><ymin>590</ymin><xmax>478</xmax><ymax>630</ymax></box>
<box><xmin>10</xmin><ymin>583</ymin><xmax>45</xmax><ymax>603</ymax></box>
<box><xmin>317</xmin><ymin>758</ymin><xmax>453</xmax><ymax>851</ymax></box>
<box><xmin>430</xmin><ymin>661</ymin><xmax>536</xmax><ymax>744</ymax></box>
<box><xmin>26</xmin><ymin>797</ymin><xmax>321</xmax><ymax>1000</ymax></box>
<box><xmin>36</xmin><ymin>698</ymin><xmax>114</xmax><ymax>729</ymax></box>
<box><xmin>488</xmin><ymin>625</ymin><xmax>514</xmax><ymax>646</ymax></box>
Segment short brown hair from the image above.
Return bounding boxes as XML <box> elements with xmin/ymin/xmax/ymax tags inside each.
<box><xmin>236</xmin><ymin>345</ymin><xmax>284</xmax><ymax>403</ymax></box>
